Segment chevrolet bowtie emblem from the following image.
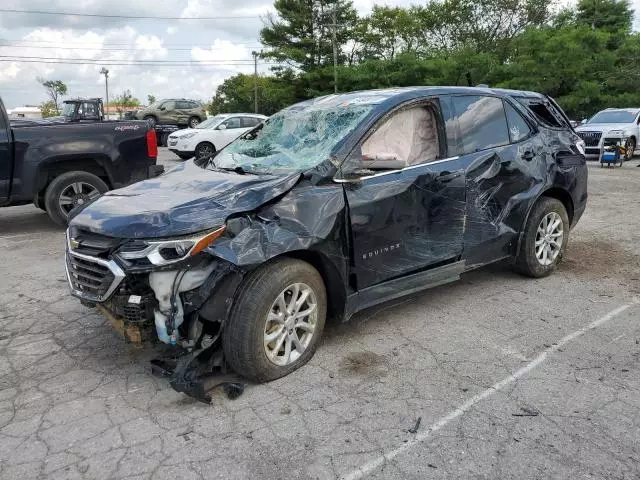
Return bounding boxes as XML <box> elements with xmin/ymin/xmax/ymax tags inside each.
<box><xmin>69</xmin><ymin>237</ymin><xmax>81</xmax><ymax>250</ymax></box>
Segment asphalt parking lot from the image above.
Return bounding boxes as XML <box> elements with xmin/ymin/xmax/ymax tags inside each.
<box><xmin>1</xmin><ymin>149</ymin><xmax>639</xmax><ymax>480</ymax></box>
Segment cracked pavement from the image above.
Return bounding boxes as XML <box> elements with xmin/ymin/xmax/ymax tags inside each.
<box><xmin>1</xmin><ymin>151</ymin><xmax>639</xmax><ymax>479</ymax></box>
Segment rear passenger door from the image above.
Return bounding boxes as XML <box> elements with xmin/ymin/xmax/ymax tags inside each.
<box><xmin>443</xmin><ymin>95</ymin><xmax>538</xmax><ymax>265</ymax></box>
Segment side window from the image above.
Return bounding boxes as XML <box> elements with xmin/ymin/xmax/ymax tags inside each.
<box><xmin>176</xmin><ymin>101</ymin><xmax>189</xmax><ymax>109</ymax></box>
<box><xmin>241</xmin><ymin>117</ymin><xmax>261</xmax><ymax>128</ymax></box>
<box><xmin>361</xmin><ymin>105</ymin><xmax>440</xmax><ymax>168</ymax></box>
<box><xmin>189</xmin><ymin>102</ymin><xmax>200</xmax><ymax>109</ymax></box>
<box><xmin>222</xmin><ymin>117</ymin><xmax>242</xmax><ymax>129</ymax></box>
<box><xmin>162</xmin><ymin>101</ymin><xmax>176</xmax><ymax>110</ymax></box>
<box><xmin>450</xmin><ymin>95</ymin><xmax>509</xmax><ymax>153</ymax></box>
<box><xmin>504</xmin><ymin>101</ymin><xmax>532</xmax><ymax>143</ymax></box>
<box><xmin>519</xmin><ymin>100</ymin><xmax>564</xmax><ymax>128</ymax></box>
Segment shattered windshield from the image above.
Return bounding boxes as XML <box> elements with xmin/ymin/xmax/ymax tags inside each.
<box><xmin>209</xmin><ymin>104</ymin><xmax>373</xmax><ymax>173</ymax></box>
<box><xmin>61</xmin><ymin>103</ymin><xmax>76</xmax><ymax>117</ymax></box>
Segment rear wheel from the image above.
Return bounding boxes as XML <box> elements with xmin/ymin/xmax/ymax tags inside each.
<box><xmin>625</xmin><ymin>137</ymin><xmax>636</xmax><ymax>160</ymax></box>
<box><xmin>514</xmin><ymin>197</ymin><xmax>569</xmax><ymax>278</ymax></box>
<box><xmin>188</xmin><ymin>116</ymin><xmax>201</xmax><ymax>128</ymax></box>
<box><xmin>223</xmin><ymin>258</ymin><xmax>327</xmax><ymax>382</ymax></box>
<box><xmin>144</xmin><ymin>115</ymin><xmax>157</xmax><ymax>127</ymax></box>
<box><xmin>195</xmin><ymin>142</ymin><xmax>215</xmax><ymax>158</ymax></box>
<box><xmin>44</xmin><ymin>171</ymin><xmax>109</xmax><ymax>226</ymax></box>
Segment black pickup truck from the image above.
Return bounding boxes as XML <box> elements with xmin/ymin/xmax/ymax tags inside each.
<box><xmin>0</xmin><ymin>97</ymin><xmax>164</xmax><ymax>225</ymax></box>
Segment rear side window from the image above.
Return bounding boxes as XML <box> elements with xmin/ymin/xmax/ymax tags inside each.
<box><xmin>222</xmin><ymin>117</ymin><xmax>242</xmax><ymax>129</ymax></box>
<box><xmin>241</xmin><ymin>117</ymin><xmax>262</xmax><ymax>128</ymax></box>
<box><xmin>504</xmin><ymin>102</ymin><xmax>532</xmax><ymax>143</ymax></box>
<box><xmin>451</xmin><ymin>95</ymin><xmax>509</xmax><ymax>153</ymax></box>
<box><xmin>519</xmin><ymin>98</ymin><xmax>568</xmax><ymax>128</ymax></box>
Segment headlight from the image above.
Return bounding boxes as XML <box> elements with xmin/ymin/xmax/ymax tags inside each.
<box><xmin>116</xmin><ymin>226</ymin><xmax>226</xmax><ymax>266</ymax></box>
<box><xmin>607</xmin><ymin>130</ymin><xmax>626</xmax><ymax>137</ymax></box>
<box><xmin>576</xmin><ymin>140</ymin><xmax>586</xmax><ymax>155</ymax></box>
<box><xmin>180</xmin><ymin>132</ymin><xmax>198</xmax><ymax>139</ymax></box>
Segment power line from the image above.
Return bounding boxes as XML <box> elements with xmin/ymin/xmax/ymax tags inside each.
<box><xmin>0</xmin><ymin>57</ymin><xmax>280</xmax><ymax>66</ymax></box>
<box><xmin>0</xmin><ymin>44</ymin><xmax>264</xmax><ymax>52</ymax></box>
<box><xmin>1</xmin><ymin>39</ymin><xmax>264</xmax><ymax>47</ymax></box>
<box><xmin>0</xmin><ymin>8</ymin><xmax>260</xmax><ymax>20</ymax></box>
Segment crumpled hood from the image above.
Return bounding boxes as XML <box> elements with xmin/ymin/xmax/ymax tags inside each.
<box><xmin>70</xmin><ymin>160</ymin><xmax>301</xmax><ymax>238</ymax></box>
<box><xmin>576</xmin><ymin>123</ymin><xmax>634</xmax><ymax>133</ymax></box>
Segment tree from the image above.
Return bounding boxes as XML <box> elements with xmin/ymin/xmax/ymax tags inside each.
<box><xmin>37</xmin><ymin>78</ymin><xmax>67</xmax><ymax>114</ymax></box>
<box><xmin>575</xmin><ymin>0</ymin><xmax>634</xmax><ymax>33</ymax></box>
<box><xmin>110</xmin><ymin>90</ymin><xmax>141</xmax><ymax>118</ymax></box>
<box><xmin>147</xmin><ymin>94</ymin><xmax>156</xmax><ymax>105</ymax></box>
<box><xmin>260</xmin><ymin>0</ymin><xmax>359</xmax><ymax>71</ymax></box>
<box><xmin>208</xmin><ymin>73</ymin><xmax>296</xmax><ymax>116</ymax></box>
<box><xmin>39</xmin><ymin>101</ymin><xmax>58</xmax><ymax>118</ymax></box>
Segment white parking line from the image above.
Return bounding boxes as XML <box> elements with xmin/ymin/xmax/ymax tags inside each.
<box><xmin>340</xmin><ymin>300</ymin><xmax>639</xmax><ymax>480</ymax></box>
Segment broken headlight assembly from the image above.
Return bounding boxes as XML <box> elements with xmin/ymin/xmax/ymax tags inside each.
<box><xmin>115</xmin><ymin>226</ymin><xmax>226</xmax><ymax>267</ymax></box>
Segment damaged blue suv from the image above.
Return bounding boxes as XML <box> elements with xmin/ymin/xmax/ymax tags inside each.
<box><xmin>65</xmin><ymin>87</ymin><xmax>587</xmax><ymax>394</ymax></box>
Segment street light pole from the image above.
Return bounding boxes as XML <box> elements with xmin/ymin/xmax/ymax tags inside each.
<box><xmin>252</xmin><ymin>51</ymin><xmax>259</xmax><ymax>114</ymax></box>
<box><xmin>331</xmin><ymin>9</ymin><xmax>338</xmax><ymax>93</ymax></box>
<box><xmin>99</xmin><ymin>68</ymin><xmax>109</xmax><ymax>117</ymax></box>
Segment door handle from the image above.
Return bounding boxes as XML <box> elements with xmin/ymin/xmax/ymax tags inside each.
<box><xmin>438</xmin><ymin>171</ymin><xmax>461</xmax><ymax>181</ymax></box>
<box><xmin>522</xmin><ymin>151</ymin><xmax>536</xmax><ymax>161</ymax></box>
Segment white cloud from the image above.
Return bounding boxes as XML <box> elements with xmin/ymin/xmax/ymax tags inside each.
<box><xmin>167</xmin><ymin>26</ymin><xmax>178</xmax><ymax>35</ymax></box>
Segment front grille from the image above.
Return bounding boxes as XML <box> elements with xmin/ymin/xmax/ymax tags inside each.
<box><xmin>577</xmin><ymin>131</ymin><xmax>602</xmax><ymax>147</ymax></box>
<box><xmin>68</xmin><ymin>227</ymin><xmax>121</xmax><ymax>259</ymax></box>
<box><xmin>66</xmin><ymin>252</ymin><xmax>125</xmax><ymax>302</ymax></box>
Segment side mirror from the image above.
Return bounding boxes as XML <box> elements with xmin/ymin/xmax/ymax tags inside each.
<box><xmin>218</xmin><ymin>124</ymin><xmax>227</xmax><ymax>130</ymax></box>
<box><xmin>159</xmin><ymin>106</ymin><xmax>166</xmax><ymax>111</ymax></box>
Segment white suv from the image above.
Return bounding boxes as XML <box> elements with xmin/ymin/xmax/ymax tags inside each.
<box><xmin>575</xmin><ymin>108</ymin><xmax>640</xmax><ymax>160</ymax></box>
<box><xmin>167</xmin><ymin>113</ymin><xmax>267</xmax><ymax>159</ymax></box>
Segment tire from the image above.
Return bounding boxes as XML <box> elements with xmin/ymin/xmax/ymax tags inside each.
<box><xmin>44</xmin><ymin>171</ymin><xmax>109</xmax><ymax>226</ymax></box>
<box><xmin>144</xmin><ymin>115</ymin><xmax>157</xmax><ymax>127</ymax></box>
<box><xmin>177</xmin><ymin>154</ymin><xmax>192</xmax><ymax>160</ymax></box>
<box><xmin>514</xmin><ymin>197</ymin><xmax>569</xmax><ymax>278</ymax></box>
<box><xmin>625</xmin><ymin>137</ymin><xmax>636</xmax><ymax>160</ymax></box>
<box><xmin>188</xmin><ymin>116</ymin><xmax>201</xmax><ymax>128</ymax></box>
<box><xmin>194</xmin><ymin>142</ymin><xmax>215</xmax><ymax>158</ymax></box>
<box><xmin>223</xmin><ymin>258</ymin><xmax>327</xmax><ymax>382</ymax></box>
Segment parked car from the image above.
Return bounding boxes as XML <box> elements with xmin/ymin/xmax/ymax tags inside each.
<box><xmin>167</xmin><ymin>113</ymin><xmax>268</xmax><ymax>159</ymax></box>
<box><xmin>65</xmin><ymin>87</ymin><xmax>587</xmax><ymax>397</ymax></box>
<box><xmin>135</xmin><ymin>99</ymin><xmax>206</xmax><ymax>128</ymax></box>
<box><xmin>575</xmin><ymin>108</ymin><xmax>640</xmax><ymax>160</ymax></box>
<box><xmin>0</xmin><ymin>96</ymin><xmax>163</xmax><ymax>225</ymax></box>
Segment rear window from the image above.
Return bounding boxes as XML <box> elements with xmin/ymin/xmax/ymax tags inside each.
<box><xmin>518</xmin><ymin>98</ymin><xmax>567</xmax><ymax>128</ymax></box>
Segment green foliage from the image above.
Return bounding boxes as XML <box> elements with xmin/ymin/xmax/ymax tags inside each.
<box><xmin>147</xmin><ymin>94</ymin><xmax>156</xmax><ymax>105</ymax></box>
<box><xmin>109</xmin><ymin>90</ymin><xmax>141</xmax><ymax>118</ymax></box>
<box><xmin>39</xmin><ymin>101</ymin><xmax>58</xmax><ymax>118</ymax></box>
<box><xmin>208</xmin><ymin>73</ymin><xmax>296</xmax><ymax>116</ymax></box>
<box><xmin>36</xmin><ymin>78</ymin><xmax>68</xmax><ymax>114</ymax></box>
<box><xmin>237</xmin><ymin>0</ymin><xmax>640</xmax><ymax>119</ymax></box>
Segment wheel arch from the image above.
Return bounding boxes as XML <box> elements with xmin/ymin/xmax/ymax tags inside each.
<box><xmin>514</xmin><ymin>186</ymin><xmax>574</xmax><ymax>260</ymax></box>
<box><xmin>35</xmin><ymin>157</ymin><xmax>112</xmax><ymax>198</ymax></box>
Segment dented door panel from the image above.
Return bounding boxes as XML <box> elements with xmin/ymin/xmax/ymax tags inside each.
<box><xmin>345</xmin><ymin>158</ymin><xmax>466</xmax><ymax>289</ymax></box>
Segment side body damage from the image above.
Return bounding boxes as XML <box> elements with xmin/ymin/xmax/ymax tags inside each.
<box><xmin>65</xmin><ymin>86</ymin><xmax>587</xmax><ymax>401</ymax></box>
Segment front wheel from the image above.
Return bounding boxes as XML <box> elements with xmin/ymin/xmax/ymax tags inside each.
<box><xmin>514</xmin><ymin>197</ymin><xmax>569</xmax><ymax>278</ymax></box>
<box><xmin>223</xmin><ymin>258</ymin><xmax>327</xmax><ymax>382</ymax></box>
<box><xmin>44</xmin><ymin>171</ymin><xmax>109</xmax><ymax>226</ymax></box>
<box><xmin>195</xmin><ymin>142</ymin><xmax>215</xmax><ymax>159</ymax></box>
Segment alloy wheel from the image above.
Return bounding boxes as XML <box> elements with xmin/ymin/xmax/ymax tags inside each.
<box><xmin>535</xmin><ymin>212</ymin><xmax>564</xmax><ymax>266</ymax></box>
<box><xmin>264</xmin><ymin>283</ymin><xmax>318</xmax><ymax>366</ymax></box>
<box><xmin>58</xmin><ymin>182</ymin><xmax>101</xmax><ymax>215</ymax></box>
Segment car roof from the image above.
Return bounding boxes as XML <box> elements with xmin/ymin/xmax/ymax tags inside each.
<box><xmin>287</xmin><ymin>86</ymin><xmax>545</xmax><ymax>112</ymax></box>
<box><xmin>213</xmin><ymin>113</ymin><xmax>268</xmax><ymax>118</ymax></box>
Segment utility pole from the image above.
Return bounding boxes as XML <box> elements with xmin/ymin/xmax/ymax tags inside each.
<box><xmin>252</xmin><ymin>51</ymin><xmax>259</xmax><ymax>114</ymax></box>
<box><xmin>99</xmin><ymin>67</ymin><xmax>109</xmax><ymax>118</ymax></box>
<box><xmin>331</xmin><ymin>8</ymin><xmax>338</xmax><ymax>93</ymax></box>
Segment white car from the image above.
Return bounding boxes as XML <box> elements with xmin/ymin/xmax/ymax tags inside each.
<box><xmin>167</xmin><ymin>113</ymin><xmax>268</xmax><ymax>159</ymax></box>
<box><xmin>575</xmin><ymin>108</ymin><xmax>640</xmax><ymax>160</ymax></box>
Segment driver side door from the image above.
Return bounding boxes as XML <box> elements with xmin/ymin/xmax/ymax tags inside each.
<box><xmin>341</xmin><ymin>99</ymin><xmax>466</xmax><ymax>292</ymax></box>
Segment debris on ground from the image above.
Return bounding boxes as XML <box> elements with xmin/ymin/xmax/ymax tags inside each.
<box><xmin>512</xmin><ymin>407</ymin><xmax>540</xmax><ymax>417</ymax></box>
<box><xmin>408</xmin><ymin>416</ymin><xmax>422</xmax><ymax>433</ymax></box>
